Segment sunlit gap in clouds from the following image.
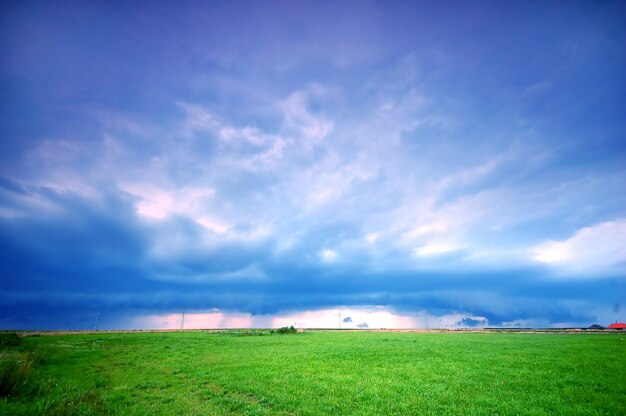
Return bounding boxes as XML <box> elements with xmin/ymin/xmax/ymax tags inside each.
<box><xmin>127</xmin><ymin>307</ymin><xmax>490</xmax><ymax>331</ymax></box>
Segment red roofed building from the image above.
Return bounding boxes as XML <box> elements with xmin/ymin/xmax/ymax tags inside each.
<box><xmin>607</xmin><ymin>322</ymin><xmax>626</xmax><ymax>330</ymax></box>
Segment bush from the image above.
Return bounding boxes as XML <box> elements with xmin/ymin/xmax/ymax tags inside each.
<box><xmin>0</xmin><ymin>332</ymin><xmax>21</xmax><ymax>347</ymax></box>
<box><xmin>275</xmin><ymin>326</ymin><xmax>297</xmax><ymax>334</ymax></box>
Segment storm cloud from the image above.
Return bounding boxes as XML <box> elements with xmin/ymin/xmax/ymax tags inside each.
<box><xmin>1</xmin><ymin>1</ymin><xmax>625</xmax><ymax>329</ymax></box>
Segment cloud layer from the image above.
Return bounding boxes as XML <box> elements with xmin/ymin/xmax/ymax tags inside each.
<box><xmin>1</xmin><ymin>1</ymin><xmax>625</xmax><ymax>329</ymax></box>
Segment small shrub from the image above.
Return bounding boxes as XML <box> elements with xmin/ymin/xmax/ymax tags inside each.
<box><xmin>0</xmin><ymin>332</ymin><xmax>21</xmax><ymax>347</ymax></box>
<box><xmin>275</xmin><ymin>326</ymin><xmax>297</xmax><ymax>334</ymax></box>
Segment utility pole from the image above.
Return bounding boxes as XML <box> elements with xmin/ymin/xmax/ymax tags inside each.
<box><xmin>180</xmin><ymin>310</ymin><xmax>185</xmax><ymax>330</ymax></box>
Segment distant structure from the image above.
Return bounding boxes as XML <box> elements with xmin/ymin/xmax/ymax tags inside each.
<box><xmin>607</xmin><ymin>322</ymin><xmax>626</xmax><ymax>330</ymax></box>
<box><xmin>588</xmin><ymin>324</ymin><xmax>605</xmax><ymax>330</ymax></box>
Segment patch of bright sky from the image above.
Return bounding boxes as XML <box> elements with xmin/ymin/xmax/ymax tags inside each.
<box><xmin>128</xmin><ymin>307</ymin><xmax>489</xmax><ymax>330</ymax></box>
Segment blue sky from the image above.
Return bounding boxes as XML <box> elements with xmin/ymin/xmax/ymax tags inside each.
<box><xmin>1</xmin><ymin>0</ymin><xmax>625</xmax><ymax>329</ymax></box>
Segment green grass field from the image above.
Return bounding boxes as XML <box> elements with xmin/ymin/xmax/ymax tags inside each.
<box><xmin>1</xmin><ymin>330</ymin><xmax>625</xmax><ymax>415</ymax></box>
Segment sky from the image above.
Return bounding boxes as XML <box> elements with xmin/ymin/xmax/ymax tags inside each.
<box><xmin>1</xmin><ymin>0</ymin><xmax>625</xmax><ymax>330</ymax></box>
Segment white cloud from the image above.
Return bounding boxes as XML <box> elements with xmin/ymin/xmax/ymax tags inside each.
<box><xmin>407</xmin><ymin>222</ymin><xmax>448</xmax><ymax>238</ymax></box>
<box><xmin>365</xmin><ymin>232</ymin><xmax>380</xmax><ymax>244</ymax></box>
<box><xmin>27</xmin><ymin>138</ymin><xmax>84</xmax><ymax>165</ymax></box>
<box><xmin>435</xmin><ymin>156</ymin><xmax>504</xmax><ymax>191</ymax></box>
<box><xmin>532</xmin><ymin>219</ymin><xmax>626</xmax><ymax>275</ymax></box>
<box><xmin>195</xmin><ymin>216</ymin><xmax>229</xmax><ymax>234</ymax></box>
<box><xmin>319</xmin><ymin>248</ymin><xmax>338</xmax><ymax>262</ymax></box>
<box><xmin>177</xmin><ymin>102</ymin><xmax>219</xmax><ymax>135</ymax></box>
<box><xmin>413</xmin><ymin>242</ymin><xmax>460</xmax><ymax>256</ymax></box>
<box><xmin>282</xmin><ymin>91</ymin><xmax>333</xmax><ymax>142</ymax></box>
<box><xmin>122</xmin><ymin>183</ymin><xmax>216</xmax><ymax>221</ymax></box>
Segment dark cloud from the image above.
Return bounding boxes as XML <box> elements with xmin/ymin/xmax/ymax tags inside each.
<box><xmin>457</xmin><ymin>317</ymin><xmax>488</xmax><ymax>328</ymax></box>
<box><xmin>1</xmin><ymin>183</ymin><xmax>621</xmax><ymax>329</ymax></box>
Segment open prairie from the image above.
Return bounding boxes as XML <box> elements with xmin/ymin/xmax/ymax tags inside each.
<box><xmin>1</xmin><ymin>331</ymin><xmax>625</xmax><ymax>415</ymax></box>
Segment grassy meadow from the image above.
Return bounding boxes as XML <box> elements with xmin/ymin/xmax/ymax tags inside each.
<box><xmin>1</xmin><ymin>330</ymin><xmax>625</xmax><ymax>415</ymax></box>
